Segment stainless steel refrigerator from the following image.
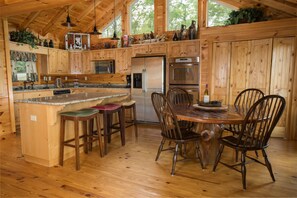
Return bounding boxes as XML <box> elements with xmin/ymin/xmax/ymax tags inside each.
<box><xmin>131</xmin><ymin>56</ymin><xmax>165</xmax><ymax>122</ymax></box>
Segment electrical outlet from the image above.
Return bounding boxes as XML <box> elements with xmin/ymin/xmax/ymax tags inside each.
<box><xmin>84</xmin><ymin>76</ymin><xmax>88</xmax><ymax>81</ymax></box>
<box><xmin>65</xmin><ymin>76</ymin><xmax>68</xmax><ymax>81</ymax></box>
<box><xmin>48</xmin><ymin>76</ymin><xmax>51</xmax><ymax>81</ymax></box>
<box><xmin>30</xmin><ymin>115</ymin><xmax>37</xmax><ymax>121</ymax></box>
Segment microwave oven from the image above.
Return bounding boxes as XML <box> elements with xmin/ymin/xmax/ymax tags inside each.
<box><xmin>93</xmin><ymin>60</ymin><xmax>115</xmax><ymax>74</ymax></box>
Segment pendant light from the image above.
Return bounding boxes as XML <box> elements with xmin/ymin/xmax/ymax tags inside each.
<box><xmin>111</xmin><ymin>0</ymin><xmax>119</xmax><ymax>40</ymax></box>
<box><xmin>61</xmin><ymin>6</ymin><xmax>76</xmax><ymax>28</ymax></box>
<box><xmin>89</xmin><ymin>0</ymin><xmax>101</xmax><ymax>35</ymax></box>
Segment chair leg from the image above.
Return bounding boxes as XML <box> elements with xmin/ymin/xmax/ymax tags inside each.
<box><xmin>82</xmin><ymin>121</ymin><xmax>88</xmax><ymax>154</ymax></box>
<box><xmin>171</xmin><ymin>143</ymin><xmax>179</xmax><ymax>175</ymax></box>
<box><xmin>103</xmin><ymin>112</ymin><xmax>109</xmax><ymax>155</ymax></box>
<box><xmin>132</xmin><ymin>104</ymin><xmax>138</xmax><ymax>138</ymax></box>
<box><xmin>241</xmin><ymin>151</ymin><xmax>247</xmax><ymax>190</ymax></box>
<box><xmin>155</xmin><ymin>138</ymin><xmax>166</xmax><ymax>161</ymax></box>
<box><xmin>262</xmin><ymin>148</ymin><xmax>275</xmax><ymax>182</ymax></box>
<box><xmin>96</xmin><ymin>114</ymin><xmax>104</xmax><ymax>157</ymax></box>
<box><xmin>107</xmin><ymin>114</ymin><xmax>112</xmax><ymax>143</ymax></box>
<box><xmin>88</xmin><ymin>118</ymin><xmax>94</xmax><ymax>151</ymax></box>
<box><xmin>235</xmin><ymin>148</ymin><xmax>239</xmax><ymax>162</ymax></box>
<box><xmin>119</xmin><ymin>109</ymin><xmax>126</xmax><ymax>146</ymax></box>
<box><xmin>74</xmin><ymin>120</ymin><xmax>80</xmax><ymax>170</ymax></box>
<box><xmin>195</xmin><ymin>141</ymin><xmax>204</xmax><ymax>169</ymax></box>
<box><xmin>59</xmin><ymin>117</ymin><xmax>65</xmax><ymax>166</ymax></box>
<box><xmin>213</xmin><ymin>144</ymin><xmax>224</xmax><ymax>172</ymax></box>
<box><xmin>255</xmin><ymin>150</ymin><xmax>259</xmax><ymax>158</ymax></box>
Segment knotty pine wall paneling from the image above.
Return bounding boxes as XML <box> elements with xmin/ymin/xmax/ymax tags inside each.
<box><xmin>0</xmin><ymin>18</ymin><xmax>15</xmax><ymax>135</ymax></box>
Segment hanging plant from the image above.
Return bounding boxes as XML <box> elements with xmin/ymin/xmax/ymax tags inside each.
<box><xmin>9</xmin><ymin>29</ymin><xmax>39</xmax><ymax>49</ymax></box>
<box><xmin>225</xmin><ymin>7</ymin><xmax>267</xmax><ymax>25</ymax></box>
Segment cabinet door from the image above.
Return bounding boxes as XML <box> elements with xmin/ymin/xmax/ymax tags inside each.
<box><xmin>69</xmin><ymin>52</ymin><xmax>82</xmax><ymax>74</ymax></box>
<box><xmin>168</xmin><ymin>42</ymin><xmax>182</xmax><ymax>57</ymax></box>
<box><xmin>91</xmin><ymin>50</ymin><xmax>102</xmax><ymax>60</ymax></box>
<box><xmin>82</xmin><ymin>51</ymin><xmax>93</xmax><ymax>74</ymax></box>
<box><xmin>116</xmin><ymin>48</ymin><xmax>128</xmax><ymax>73</ymax></box>
<box><xmin>211</xmin><ymin>42</ymin><xmax>231</xmax><ymax>104</ymax></box>
<box><xmin>229</xmin><ymin>41</ymin><xmax>250</xmax><ymax>104</ymax></box>
<box><xmin>48</xmin><ymin>49</ymin><xmax>58</xmax><ymax>74</ymax></box>
<box><xmin>132</xmin><ymin>45</ymin><xmax>149</xmax><ymax>56</ymax></box>
<box><xmin>183</xmin><ymin>40</ymin><xmax>199</xmax><ymax>57</ymax></box>
<box><xmin>57</xmin><ymin>50</ymin><xmax>69</xmax><ymax>73</ymax></box>
<box><xmin>103</xmin><ymin>50</ymin><xmax>115</xmax><ymax>60</ymax></box>
<box><xmin>149</xmin><ymin>43</ymin><xmax>167</xmax><ymax>54</ymax></box>
<box><xmin>271</xmin><ymin>37</ymin><xmax>295</xmax><ymax>137</ymax></box>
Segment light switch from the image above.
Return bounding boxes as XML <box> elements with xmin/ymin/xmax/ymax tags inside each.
<box><xmin>30</xmin><ymin>115</ymin><xmax>37</xmax><ymax>121</ymax></box>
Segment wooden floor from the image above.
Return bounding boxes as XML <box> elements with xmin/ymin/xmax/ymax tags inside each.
<box><xmin>1</xmin><ymin>124</ymin><xmax>297</xmax><ymax>197</ymax></box>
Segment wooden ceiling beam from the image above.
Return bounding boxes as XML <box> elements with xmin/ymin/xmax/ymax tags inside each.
<box><xmin>82</xmin><ymin>1</ymin><xmax>115</xmax><ymax>33</ymax></box>
<box><xmin>0</xmin><ymin>0</ymin><xmax>81</xmax><ymax>17</ymax></box>
<box><xmin>286</xmin><ymin>0</ymin><xmax>297</xmax><ymax>4</ymax></box>
<box><xmin>41</xmin><ymin>5</ymin><xmax>74</xmax><ymax>36</ymax></box>
<box><xmin>20</xmin><ymin>11</ymin><xmax>40</xmax><ymax>29</ymax></box>
<box><xmin>216</xmin><ymin>0</ymin><xmax>257</xmax><ymax>8</ymax></box>
<box><xmin>251</xmin><ymin>0</ymin><xmax>297</xmax><ymax>16</ymax></box>
<box><xmin>75</xmin><ymin>0</ymin><xmax>103</xmax><ymax>22</ymax></box>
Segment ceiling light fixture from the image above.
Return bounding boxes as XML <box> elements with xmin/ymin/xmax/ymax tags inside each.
<box><xmin>61</xmin><ymin>6</ymin><xmax>76</xmax><ymax>28</ymax></box>
<box><xmin>89</xmin><ymin>0</ymin><xmax>101</xmax><ymax>35</ymax></box>
<box><xmin>111</xmin><ymin>0</ymin><xmax>119</xmax><ymax>40</ymax></box>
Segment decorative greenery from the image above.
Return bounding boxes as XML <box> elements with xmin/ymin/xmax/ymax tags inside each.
<box><xmin>225</xmin><ymin>7</ymin><xmax>267</xmax><ymax>25</ymax></box>
<box><xmin>9</xmin><ymin>29</ymin><xmax>39</xmax><ymax>49</ymax></box>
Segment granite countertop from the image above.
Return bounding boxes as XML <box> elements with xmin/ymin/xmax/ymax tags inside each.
<box><xmin>16</xmin><ymin>92</ymin><xmax>128</xmax><ymax>106</ymax></box>
<box><xmin>13</xmin><ymin>84</ymin><xmax>131</xmax><ymax>93</ymax></box>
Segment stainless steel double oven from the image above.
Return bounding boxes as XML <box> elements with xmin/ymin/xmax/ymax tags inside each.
<box><xmin>169</xmin><ymin>57</ymin><xmax>200</xmax><ymax>103</ymax></box>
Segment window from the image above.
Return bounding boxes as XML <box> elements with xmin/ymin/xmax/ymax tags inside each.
<box><xmin>207</xmin><ymin>0</ymin><xmax>234</xmax><ymax>27</ymax></box>
<box><xmin>130</xmin><ymin>0</ymin><xmax>154</xmax><ymax>35</ymax></box>
<box><xmin>102</xmin><ymin>16</ymin><xmax>122</xmax><ymax>38</ymax></box>
<box><xmin>167</xmin><ymin>0</ymin><xmax>198</xmax><ymax>31</ymax></box>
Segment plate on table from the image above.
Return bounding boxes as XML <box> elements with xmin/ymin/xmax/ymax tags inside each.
<box><xmin>193</xmin><ymin>104</ymin><xmax>228</xmax><ymax>111</ymax></box>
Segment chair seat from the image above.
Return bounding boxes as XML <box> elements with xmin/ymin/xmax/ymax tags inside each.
<box><xmin>122</xmin><ymin>100</ymin><xmax>136</xmax><ymax>107</ymax></box>
<box><xmin>220</xmin><ymin>135</ymin><xmax>259</xmax><ymax>150</ymax></box>
<box><xmin>92</xmin><ymin>104</ymin><xmax>121</xmax><ymax>111</ymax></box>
<box><xmin>60</xmin><ymin>108</ymin><xmax>99</xmax><ymax>117</ymax></box>
<box><xmin>162</xmin><ymin>131</ymin><xmax>200</xmax><ymax>141</ymax></box>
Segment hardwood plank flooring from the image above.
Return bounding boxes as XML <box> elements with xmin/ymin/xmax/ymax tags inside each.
<box><xmin>1</xmin><ymin>124</ymin><xmax>297</xmax><ymax>197</ymax></box>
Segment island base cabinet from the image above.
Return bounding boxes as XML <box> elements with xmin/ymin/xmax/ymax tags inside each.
<box><xmin>18</xmin><ymin>94</ymin><xmax>128</xmax><ymax>167</ymax></box>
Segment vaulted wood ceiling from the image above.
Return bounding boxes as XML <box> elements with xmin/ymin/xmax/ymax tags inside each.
<box><xmin>0</xmin><ymin>0</ymin><xmax>296</xmax><ymax>41</ymax></box>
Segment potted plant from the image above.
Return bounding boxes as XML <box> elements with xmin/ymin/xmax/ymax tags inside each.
<box><xmin>9</xmin><ymin>29</ymin><xmax>39</xmax><ymax>49</ymax></box>
<box><xmin>225</xmin><ymin>7</ymin><xmax>267</xmax><ymax>25</ymax></box>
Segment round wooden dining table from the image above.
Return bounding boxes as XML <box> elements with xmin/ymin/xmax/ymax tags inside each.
<box><xmin>173</xmin><ymin>105</ymin><xmax>245</xmax><ymax>168</ymax></box>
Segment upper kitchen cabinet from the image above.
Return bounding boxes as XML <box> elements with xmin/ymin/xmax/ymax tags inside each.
<box><xmin>82</xmin><ymin>51</ymin><xmax>93</xmax><ymax>74</ymax></box>
<box><xmin>168</xmin><ymin>40</ymin><xmax>199</xmax><ymax>58</ymax></box>
<box><xmin>69</xmin><ymin>51</ymin><xmax>82</xmax><ymax>74</ymax></box>
<box><xmin>132</xmin><ymin>43</ymin><xmax>167</xmax><ymax>57</ymax></box>
<box><xmin>116</xmin><ymin>48</ymin><xmax>132</xmax><ymax>74</ymax></box>
<box><xmin>91</xmin><ymin>49</ymin><xmax>115</xmax><ymax>60</ymax></box>
<box><xmin>48</xmin><ymin>48</ymin><xmax>69</xmax><ymax>74</ymax></box>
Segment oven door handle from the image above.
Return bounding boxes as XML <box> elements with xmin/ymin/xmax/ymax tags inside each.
<box><xmin>142</xmin><ymin>68</ymin><xmax>147</xmax><ymax>93</ymax></box>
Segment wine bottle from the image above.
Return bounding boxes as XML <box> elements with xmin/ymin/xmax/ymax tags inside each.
<box><xmin>203</xmin><ymin>84</ymin><xmax>210</xmax><ymax>103</ymax></box>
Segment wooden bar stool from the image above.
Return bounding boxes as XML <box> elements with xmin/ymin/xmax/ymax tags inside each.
<box><xmin>92</xmin><ymin>104</ymin><xmax>125</xmax><ymax>155</ymax></box>
<box><xmin>121</xmin><ymin>100</ymin><xmax>138</xmax><ymax>137</ymax></box>
<box><xmin>59</xmin><ymin>108</ymin><xmax>103</xmax><ymax>170</ymax></box>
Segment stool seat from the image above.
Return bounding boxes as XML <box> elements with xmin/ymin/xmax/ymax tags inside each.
<box><xmin>60</xmin><ymin>108</ymin><xmax>99</xmax><ymax>117</ymax></box>
<box><xmin>92</xmin><ymin>104</ymin><xmax>121</xmax><ymax>111</ymax></box>
<box><xmin>122</xmin><ymin>100</ymin><xmax>136</xmax><ymax>107</ymax></box>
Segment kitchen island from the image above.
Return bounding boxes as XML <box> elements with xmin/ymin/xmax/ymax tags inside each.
<box><xmin>17</xmin><ymin>92</ymin><xmax>129</xmax><ymax>167</ymax></box>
